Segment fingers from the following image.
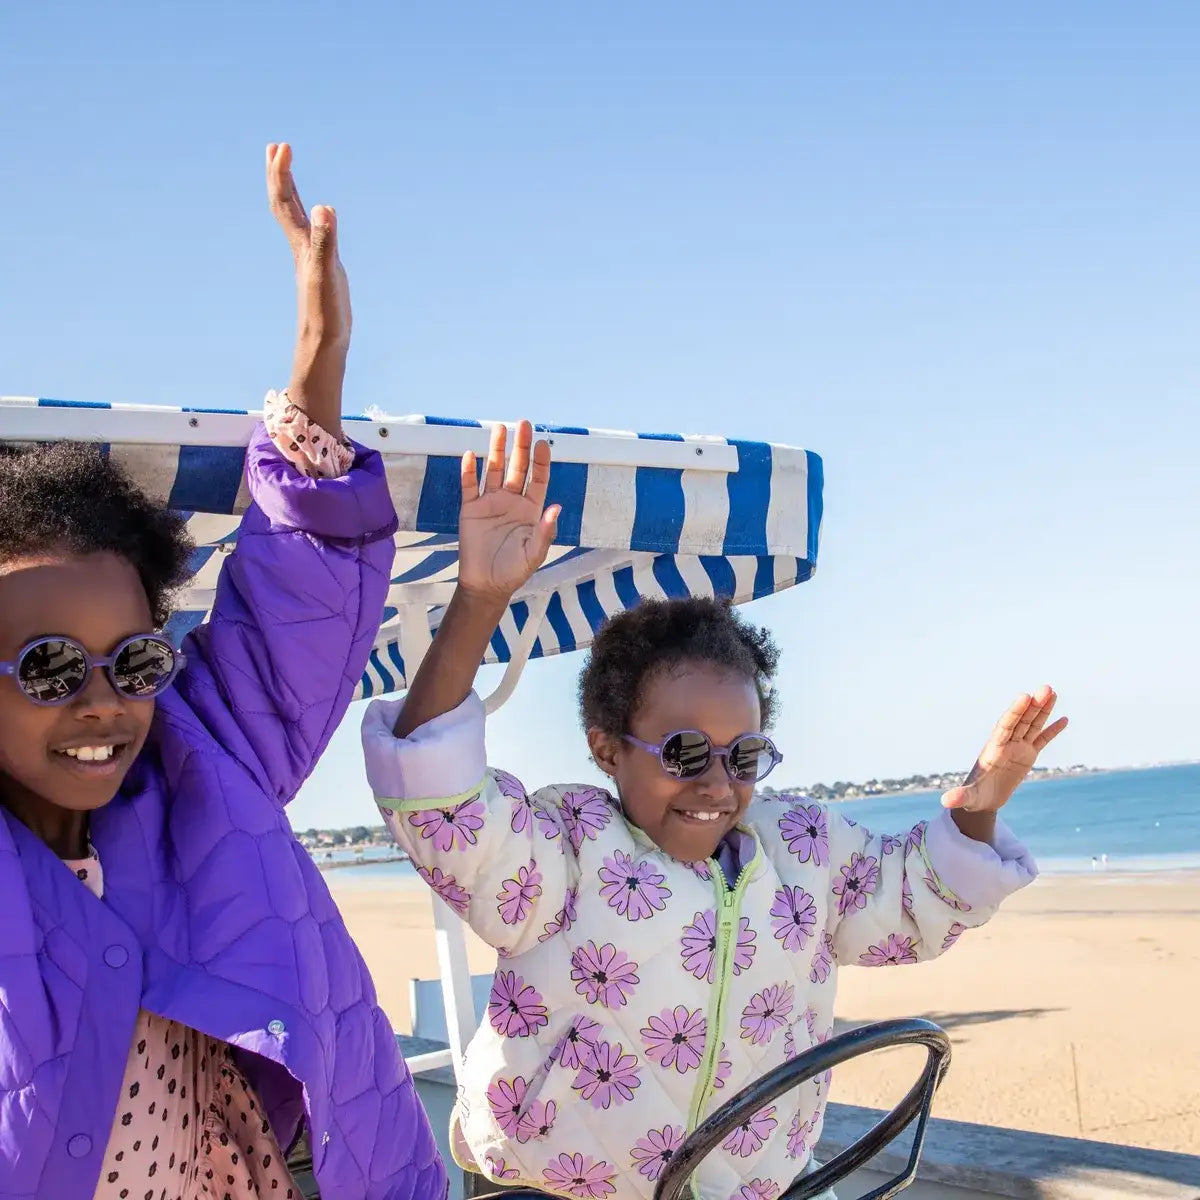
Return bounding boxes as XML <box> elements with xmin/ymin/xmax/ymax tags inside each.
<box><xmin>483</xmin><ymin>423</ymin><xmax>507</xmax><ymax>493</ymax></box>
<box><xmin>941</xmin><ymin>785</ymin><xmax>970</xmax><ymax>809</ymax></box>
<box><xmin>1033</xmin><ymin>715</ymin><xmax>1069</xmax><ymax>752</ymax></box>
<box><xmin>995</xmin><ymin>693</ymin><xmax>1032</xmax><ymax>742</ymax></box>
<box><xmin>461</xmin><ymin>450</ymin><xmax>480</xmax><ymax>505</ymax></box>
<box><xmin>266</xmin><ymin>143</ymin><xmax>311</xmax><ymax>254</ymax></box>
<box><xmin>505</xmin><ymin>420</ymin><xmax>533</xmax><ymax>493</ymax></box>
<box><xmin>525</xmin><ymin>435</ymin><xmax>552</xmax><ymax>509</ymax></box>
<box><xmin>530</xmin><ymin>505</ymin><xmax>562</xmax><ymax>567</ymax></box>
<box><xmin>1024</xmin><ymin>686</ymin><xmax>1058</xmax><ymax>740</ymax></box>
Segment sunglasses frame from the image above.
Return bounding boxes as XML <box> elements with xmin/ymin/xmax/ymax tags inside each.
<box><xmin>623</xmin><ymin>729</ymin><xmax>783</xmax><ymax>784</ymax></box>
<box><xmin>0</xmin><ymin>634</ymin><xmax>186</xmax><ymax>706</ymax></box>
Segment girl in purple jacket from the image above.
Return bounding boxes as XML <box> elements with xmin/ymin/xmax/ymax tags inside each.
<box><xmin>0</xmin><ymin>146</ymin><xmax>445</xmax><ymax>1200</ymax></box>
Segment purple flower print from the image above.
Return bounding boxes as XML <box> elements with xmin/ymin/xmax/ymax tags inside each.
<box><xmin>571</xmin><ymin>941</ymin><xmax>640</xmax><ymax>1008</ymax></box>
<box><xmin>516</xmin><ymin>1097</ymin><xmax>558</xmax><ymax>1144</ymax></box>
<box><xmin>722</xmin><ymin>1104</ymin><xmax>778</xmax><ymax>1158</ymax></box>
<box><xmin>572</xmin><ymin>1039</ymin><xmax>641</xmax><ymax>1109</ymax></box>
<box><xmin>630</xmin><ymin>1124</ymin><xmax>685</xmax><ymax>1182</ymax></box>
<box><xmin>809</xmin><ymin>931</ymin><xmax>834</xmax><ymax>984</ymax></box>
<box><xmin>688</xmin><ymin>859</ymin><xmax>713</xmax><ymax>881</ymax></box>
<box><xmin>770</xmin><ymin>885</ymin><xmax>817</xmax><ymax>953</ymax></box>
<box><xmin>859</xmin><ymin>933</ymin><xmax>919</xmax><ymax>967</ymax></box>
<box><xmin>880</xmin><ymin>833</ymin><xmax>904</xmax><ymax>856</ymax></box>
<box><xmin>484</xmin><ymin>1153</ymin><xmax>520</xmax><ymax>1181</ymax></box>
<box><xmin>487</xmin><ymin>970</ymin><xmax>549</xmax><ymax>1038</ymax></box>
<box><xmin>942</xmin><ymin>921</ymin><xmax>966</xmax><ymax>951</ymax></box>
<box><xmin>783</xmin><ymin>1024</ymin><xmax>796</xmax><ymax>1061</ymax></box>
<box><xmin>598</xmin><ymin>851</ymin><xmax>671</xmax><ymax>921</ymax></box>
<box><xmin>902</xmin><ymin>874</ymin><xmax>914</xmax><ymax>916</ymax></box>
<box><xmin>740</xmin><ymin>984</ymin><xmax>794</xmax><ymax>1046</ymax></box>
<box><xmin>540</xmin><ymin>886</ymin><xmax>579</xmax><ymax>942</ymax></box>
<box><xmin>804</xmin><ymin>1006</ymin><xmax>818</xmax><ymax>1041</ymax></box>
<box><xmin>495</xmin><ymin>769</ymin><xmax>531</xmax><ymax>834</ymax></box>
<box><xmin>713</xmin><ymin>1042</ymin><xmax>732</xmax><ymax>1091</ymax></box>
<box><xmin>832</xmin><ymin>852</ymin><xmax>880</xmax><ymax>917</ymax></box>
<box><xmin>554</xmin><ymin>1014</ymin><xmax>602</xmax><ymax>1070</ymax></box>
<box><xmin>736</xmin><ymin>1181</ymin><xmax>782</xmax><ymax>1200</ymax></box>
<box><xmin>640</xmin><ymin>1006</ymin><xmax>707</xmax><ymax>1074</ymax></box>
<box><xmin>416</xmin><ymin>865</ymin><xmax>470</xmax><ymax>917</ymax></box>
<box><xmin>561</xmin><ymin>787</ymin><xmax>613</xmax><ymax>853</ymax></box>
<box><xmin>534</xmin><ymin>805</ymin><xmax>564</xmax><ymax>842</ymax></box>
<box><xmin>905</xmin><ymin>821</ymin><xmax>928</xmax><ymax>856</ymax></box>
<box><xmin>923</xmin><ymin>869</ymin><xmax>972</xmax><ymax>912</ymax></box>
<box><xmin>786</xmin><ymin>1107</ymin><xmax>820</xmax><ymax>1159</ymax></box>
<box><xmin>542</xmin><ymin>1153</ymin><xmax>618</xmax><ymax>1199</ymax></box>
<box><xmin>497</xmin><ymin>862</ymin><xmax>542</xmax><ymax>926</ymax></box>
<box><xmin>486</xmin><ymin>1074</ymin><xmax>529</xmax><ymax>1139</ymax></box>
<box><xmin>679</xmin><ymin>910</ymin><xmax>756</xmax><ymax>982</ymax></box>
<box><xmin>779</xmin><ymin>804</ymin><xmax>829</xmax><ymax>865</ymax></box>
<box><xmin>407</xmin><ymin>796</ymin><xmax>485</xmax><ymax>853</ymax></box>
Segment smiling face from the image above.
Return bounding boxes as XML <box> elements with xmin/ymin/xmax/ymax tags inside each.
<box><xmin>0</xmin><ymin>551</ymin><xmax>157</xmax><ymax>855</ymax></box>
<box><xmin>588</xmin><ymin>660</ymin><xmax>762</xmax><ymax>863</ymax></box>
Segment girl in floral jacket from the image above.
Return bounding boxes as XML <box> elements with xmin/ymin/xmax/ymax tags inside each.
<box><xmin>362</xmin><ymin>423</ymin><xmax>1067</xmax><ymax>1200</ymax></box>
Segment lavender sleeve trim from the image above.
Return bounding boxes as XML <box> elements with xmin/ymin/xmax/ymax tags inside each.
<box><xmin>362</xmin><ymin>691</ymin><xmax>488</xmax><ymax>803</ymax></box>
<box><xmin>246</xmin><ymin>422</ymin><xmax>398</xmax><ymax>542</ymax></box>
<box><xmin>922</xmin><ymin>809</ymin><xmax>1038</xmax><ymax>910</ymax></box>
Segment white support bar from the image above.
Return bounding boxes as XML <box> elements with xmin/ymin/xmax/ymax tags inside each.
<box><xmin>398</xmin><ymin>603</ymin><xmax>482</xmax><ymax>1081</ymax></box>
<box><xmin>0</xmin><ymin>401</ymin><xmax>738</xmax><ymax>472</ymax></box>
<box><xmin>483</xmin><ymin>593</ymin><xmax>551</xmax><ymax>715</ymax></box>
<box><xmin>405</xmin><ymin>1049</ymin><xmax>455</xmax><ymax>1077</ymax></box>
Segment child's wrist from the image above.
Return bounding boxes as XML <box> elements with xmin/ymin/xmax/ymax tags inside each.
<box><xmin>452</xmin><ymin>584</ymin><xmax>514</xmax><ymax>624</ymax></box>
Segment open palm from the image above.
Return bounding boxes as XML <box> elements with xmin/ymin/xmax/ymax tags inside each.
<box><xmin>942</xmin><ymin>686</ymin><xmax>1069</xmax><ymax>813</ymax></box>
<box><xmin>457</xmin><ymin>421</ymin><xmax>560</xmax><ymax>602</ymax></box>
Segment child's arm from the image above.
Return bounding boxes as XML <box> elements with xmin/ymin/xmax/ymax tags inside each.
<box><xmin>819</xmin><ymin>688</ymin><xmax>1066</xmax><ymax>966</ymax></box>
<box><xmin>364</xmin><ymin>419</ymin><xmax>565</xmax><ymax>954</ymax></box>
<box><xmin>176</xmin><ymin>145</ymin><xmax>396</xmax><ymax>804</ymax></box>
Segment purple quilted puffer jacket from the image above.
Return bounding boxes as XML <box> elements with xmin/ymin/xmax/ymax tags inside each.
<box><xmin>0</xmin><ymin>426</ymin><xmax>447</xmax><ymax>1200</ymax></box>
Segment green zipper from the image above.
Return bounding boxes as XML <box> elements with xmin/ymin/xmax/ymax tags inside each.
<box><xmin>686</xmin><ymin>842</ymin><xmax>757</xmax><ymax>1133</ymax></box>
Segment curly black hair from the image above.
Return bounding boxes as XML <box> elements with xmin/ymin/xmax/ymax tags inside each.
<box><xmin>578</xmin><ymin>595</ymin><xmax>781</xmax><ymax>735</ymax></box>
<box><xmin>0</xmin><ymin>442</ymin><xmax>195</xmax><ymax>627</ymax></box>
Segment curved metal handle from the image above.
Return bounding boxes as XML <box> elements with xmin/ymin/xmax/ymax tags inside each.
<box><xmin>654</xmin><ymin>1018</ymin><xmax>951</xmax><ymax>1200</ymax></box>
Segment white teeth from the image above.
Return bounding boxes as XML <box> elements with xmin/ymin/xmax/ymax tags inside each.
<box><xmin>64</xmin><ymin>746</ymin><xmax>116</xmax><ymax>762</ymax></box>
<box><xmin>682</xmin><ymin>810</ymin><xmax>722</xmax><ymax>822</ymax></box>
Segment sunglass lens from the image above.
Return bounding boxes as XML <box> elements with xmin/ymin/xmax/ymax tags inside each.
<box><xmin>112</xmin><ymin>638</ymin><xmax>178</xmax><ymax>698</ymax></box>
<box><xmin>17</xmin><ymin>640</ymin><xmax>89</xmax><ymax>703</ymax></box>
<box><xmin>729</xmin><ymin>735</ymin><xmax>774</xmax><ymax>782</ymax></box>
<box><xmin>661</xmin><ymin>731</ymin><xmax>712</xmax><ymax>779</ymax></box>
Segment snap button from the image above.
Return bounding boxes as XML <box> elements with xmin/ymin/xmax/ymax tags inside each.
<box><xmin>67</xmin><ymin>1133</ymin><xmax>92</xmax><ymax>1158</ymax></box>
<box><xmin>321</xmin><ymin>1131</ymin><xmax>330</xmax><ymax>1145</ymax></box>
<box><xmin>103</xmin><ymin>945</ymin><xmax>129</xmax><ymax>969</ymax></box>
<box><xmin>268</xmin><ymin>1019</ymin><xmax>286</xmax><ymax>1036</ymax></box>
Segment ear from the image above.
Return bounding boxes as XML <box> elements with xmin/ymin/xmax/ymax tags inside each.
<box><xmin>587</xmin><ymin>727</ymin><xmax>622</xmax><ymax>778</ymax></box>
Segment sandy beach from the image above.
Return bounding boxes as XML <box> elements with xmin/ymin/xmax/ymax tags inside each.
<box><xmin>329</xmin><ymin>869</ymin><xmax>1200</xmax><ymax>1156</ymax></box>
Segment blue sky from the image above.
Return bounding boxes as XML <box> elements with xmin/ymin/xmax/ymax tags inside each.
<box><xmin>3</xmin><ymin>3</ymin><xmax>1197</xmax><ymax>831</ymax></box>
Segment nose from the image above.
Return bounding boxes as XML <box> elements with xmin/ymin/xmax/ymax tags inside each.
<box><xmin>694</xmin><ymin>754</ymin><xmax>734</xmax><ymax>801</ymax></box>
<box><xmin>72</xmin><ymin>666</ymin><xmax>127</xmax><ymax>718</ymax></box>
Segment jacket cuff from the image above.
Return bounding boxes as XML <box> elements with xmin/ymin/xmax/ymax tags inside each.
<box><xmin>245</xmin><ymin>421</ymin><xmax>398</xmax><ymax>542</ymax></box>
<box><xmin>922</xmin><ymin>809</ymin><xmax>1038</xmax><ymax>910</ymax></box>
<box><xmin>361</xmin><ymin>691</ymin><xmax>487</xmax><ymax>803</ymax></box>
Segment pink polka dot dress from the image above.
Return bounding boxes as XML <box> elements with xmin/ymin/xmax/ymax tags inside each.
<box><xmin>68</xmin><ymin>852</ymin><xmax>301</xmax><ymax>1200</ymax></box>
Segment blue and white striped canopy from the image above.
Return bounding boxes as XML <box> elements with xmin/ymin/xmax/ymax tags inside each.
<box><xmin>0</xmin><ymin>397</ymin><xmax>823</xmax><ymax>699</ymax></box>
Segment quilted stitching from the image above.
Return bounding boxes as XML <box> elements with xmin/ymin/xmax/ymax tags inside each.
<box><xmin>0</xmin><ymin>430</ymin><xmax>446</xmax><ymax>1200</ymax></box>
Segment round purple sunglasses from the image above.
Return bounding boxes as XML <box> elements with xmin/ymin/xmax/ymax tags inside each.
<box><xmin>624</xmin><ymin>729</ymin><xmax>783</xmax><ymax>784</ymax></box>
<box><xmin>0</xmin><ymin>634</ymin><xmax>185</xmax><ymax>706</ymax></box>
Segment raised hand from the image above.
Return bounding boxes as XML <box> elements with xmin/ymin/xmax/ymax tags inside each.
<box><xmin>942</xmin><ymin>686</ymin><xmax>1069</xmax><ymax>814</ymax></box>
<box><xmin>457</xmin><ymin>421</ymin><xmax>561</xmax><ymax>603</ymax></box>
<box><xmin>266</xmin><ymin>142</ymin><xmax>349</xmax><ymax>437</ymax></box>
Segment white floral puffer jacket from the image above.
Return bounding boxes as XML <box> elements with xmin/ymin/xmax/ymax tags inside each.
<box><xmin>363</xmin><ymin>694</ymin><xmax>1037</xmax><ymax>1200</ymax></box>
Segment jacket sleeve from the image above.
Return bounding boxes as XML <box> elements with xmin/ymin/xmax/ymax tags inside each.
<box><xmin>780</xmin><ymin>800</ymin><xmax>1036</xmax><ymax>967</ymax></box>
<box><xmin>177</xmin><ymin>423</ymin><xmax>397</xmax><ymax>804</ymax></box>
<box><xmin>361</xmin><ymin>692</ymin><xmax>581</xmax><ymax>957</ymax></box>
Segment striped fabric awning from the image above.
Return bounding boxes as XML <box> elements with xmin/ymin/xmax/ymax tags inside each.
<box><xmin>0</xmin><ymin>397</ymin><xmax>823</xmax><ymax>700</ymax></box>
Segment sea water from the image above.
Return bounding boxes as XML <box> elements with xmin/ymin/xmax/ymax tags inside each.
<box><xmin>323</xmin><ymin>763</ymin><xmax>1200</xmax><ymax>885</ymax></box>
